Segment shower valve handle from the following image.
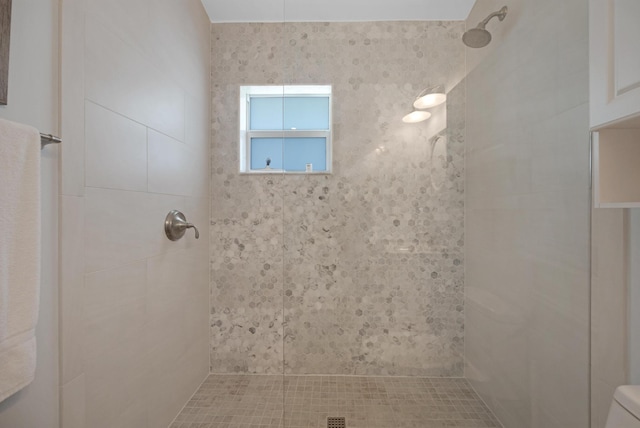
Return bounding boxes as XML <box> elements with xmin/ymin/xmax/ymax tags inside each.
<box><xmin>183</xmin><ymin>222</ymin><xmax>200</xmax><ymax>239</ymax></box>
<box><xmin>165</xmin><ymin>210</ymin><xmax>200</xmax><ymax>241</ymax></box>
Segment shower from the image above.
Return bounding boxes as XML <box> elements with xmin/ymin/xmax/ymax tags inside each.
<box><xmin>463</xmin><ymin>6</ymin><xmax>508</xmax><ymax>48</ymax></box>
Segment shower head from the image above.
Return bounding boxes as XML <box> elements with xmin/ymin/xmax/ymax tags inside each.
<box><xmin>463</xmin><ymin>6</ymin><xmax>508</xmax><ymax>48</ymax></box>
<box><xmin>462</xmin><ymin>28</ymin><xmax>492</xmax><ymax>49</ymax></box>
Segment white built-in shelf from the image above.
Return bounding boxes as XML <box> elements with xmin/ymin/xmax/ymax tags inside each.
<box><xmin>590</xmin><ymin>0</ymin><xmax>640</xmax><ymax>130</ymax></box>
<box><xmin>593</xmin><ymin>127</ymin><xmax>640</xmax><ymax>208</ymax></box>
<box><xmin>590</xmin><ymin>0</ymin><xmax>640</xmax><ymax>208</ymax></box>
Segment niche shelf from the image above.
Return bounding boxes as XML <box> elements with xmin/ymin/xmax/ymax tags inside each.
<box><xmin>593</xmin><ymin>121</ymin><xmax>640</xmax><ymax>208</ymax></box>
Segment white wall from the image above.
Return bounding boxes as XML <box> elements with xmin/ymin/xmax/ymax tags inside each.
<box><xmin>0</xmin><ymin>0</ymin><xmax>60</xmax><ymax>427</ymax></box>
<box><xmin>464</xmin><ymin>0</ymin><xmax>591</xmax><ymax>426</ymax></box>
<box><xmin>59</xmin><ymin>0</ymin><xmax>211</xmax><ymax>427</ymax></box>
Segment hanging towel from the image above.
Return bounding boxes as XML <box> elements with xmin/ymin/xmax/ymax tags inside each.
<box><xmin>0</xmin><ymin>118</ymin><xmax>41</xmax><ymax>403</ymax></box>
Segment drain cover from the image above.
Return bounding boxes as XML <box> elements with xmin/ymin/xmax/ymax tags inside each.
<box><xmin>327</xmin><ymin>417</ymin><xmax>346</xmax><ymax>428</ymax></box>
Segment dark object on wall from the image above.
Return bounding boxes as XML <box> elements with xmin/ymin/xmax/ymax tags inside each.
<box><xmin>0</xmin><ymin>0</ymin><xmax>11</xmax><ymax>105</ymax></box>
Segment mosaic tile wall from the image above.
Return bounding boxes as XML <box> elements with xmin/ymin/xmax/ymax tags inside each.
<box><xmin>210</xmin><ymin>21</ymin><xmax>466</xmax><ymax>376</ymax></box>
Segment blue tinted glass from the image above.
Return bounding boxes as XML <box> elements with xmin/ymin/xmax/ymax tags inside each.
<box><xmin>283</xmin><ymin>138</ymin><xmax>326</xmax><ymax>171</ymax></box>
<box><xmin>250</xmin><ymin>138</ymin><xmax>283</xmax><ymax>170</ymax></box>
<box><xmin>250</xmin><ymin>97</ymin><xmax>283</xmax><ymax>130</ymax></box>
<box><xmin>284</xmin><ymin>97</ymin><xmax>330</xmax><ymax>130</ymax></box>
<box><xmin>250</xmin><ymin>96</ymin><xmax>330</xmax><ymax>130</ymax></box>
<box><xmin>250</xmin><ymin>138</ymin><xmax>327</xmax><ymax>171</ymax></box>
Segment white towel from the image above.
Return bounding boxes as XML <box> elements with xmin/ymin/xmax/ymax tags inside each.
<box><xmin>0</xmin><ymin>118</ymin><xmax>41</xmax><ymax>402</ymax></box>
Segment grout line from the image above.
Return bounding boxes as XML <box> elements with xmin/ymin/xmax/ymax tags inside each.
<box><xmin>166</xmin><ymin>373</ymin><xmax>210</xmax><ymax>428</ymax></box>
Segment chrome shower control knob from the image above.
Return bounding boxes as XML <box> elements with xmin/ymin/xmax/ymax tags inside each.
<box><xmin>164</xmin><ymin>210</ymin><xmax>200</xmax><ymax>241</ymax></box>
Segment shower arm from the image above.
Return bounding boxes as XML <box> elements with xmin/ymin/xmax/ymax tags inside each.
<box><xmin>477</xmin><ymin>6</ymin><xmax>508</xmax><ymax>29</ymax></box>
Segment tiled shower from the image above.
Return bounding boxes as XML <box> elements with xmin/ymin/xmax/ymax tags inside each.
<box><xmin>0</xmin><ymin>0</ymin><xmax>593</xmax><ymax>427</ymax></box>
<box><xmin>198</xmin><ymin>19</ymin><xmax>478</xmax><ymax>428</ymax></box>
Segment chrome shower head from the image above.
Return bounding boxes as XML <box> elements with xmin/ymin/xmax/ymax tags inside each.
<box><xmin>463</xmin><ymin>6</ymin><xmax>508</xmax><ymax>48</ymax></box>
<box><xmin>462</xmin><ymin>28</ymin><xmax>492</xmax><ymax>49</ymax></box>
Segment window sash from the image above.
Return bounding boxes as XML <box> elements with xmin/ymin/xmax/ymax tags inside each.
<box><xmin>248</xmin><ymin>95</ymin><xmax>331</xmax><ymax>132</ymax></box>
<box><xmin>246</xmin><ymin>130</ymin><xmax>331</xmax><ymax>172</ymax></box>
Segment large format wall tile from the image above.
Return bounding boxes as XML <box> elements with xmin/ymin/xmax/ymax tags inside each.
<box><xmin>84</xmin><ymin>187</ymin><xmax>197</xmax><ymax>273</ymax></box>
<box><xmin>591</xmin><ymin>208</ymin><xmax>628</xmax><ymax>428</ymax></box>
<box><xmin>83</xmin><ymin>262</ymin><xmax>148</xmax><ymax>428</ymax></box>
<box><xmin>61</xmin><ymin>374</ymin><xmax>86</xmax><ymax>428</ymax></box>
<box><xmin>60</xmin><ymin>196</ymin><xmax>86</xmax><ymax>384</ymax></box>
<box><xmin>60</xmin><ymin>0</ymin><xmax>85</xmax><ymax>197</ymax></box>
<box><xmin>85</xmin><ymin>0</ymin><xmax>150</xmax><ymax>58</ymax></box>
<box><xmin>59</xmin><ymin>2</ymin><xmax>211</xmax><ymax>427</ymax></box>
<box><xmin>85</xmin><ymin>16</ymin><xmax>185</xmax><ymax>142</ymax></box>
<box><xmin>148</xmin><ymin>130</ymin><xmax>203</xmax><ymax>197</ymax></box>
<box><xmin>85</xmin><ymin>101</ymin><xmax>148</xmax><ymax>192</ymax></box>
<box><xmin>464</xmin><ymin>0</ymin><xmax>590</xmax><ymax>426</ymax></box>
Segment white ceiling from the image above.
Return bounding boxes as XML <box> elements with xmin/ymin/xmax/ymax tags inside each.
<box><xmin>200</xmin><ymin>0</ymin><xmax>477</xmax><ymax>23</ymax></box>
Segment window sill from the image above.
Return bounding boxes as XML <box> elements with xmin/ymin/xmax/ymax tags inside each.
<box><xmin>239</xmin><ymin>170</ymin><xmax>332</xmax><ymax>175</ymax></box>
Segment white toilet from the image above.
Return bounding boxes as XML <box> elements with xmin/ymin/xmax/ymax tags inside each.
<box><xmin>606</xmin><ymin>386</ymin><xmax>640</xmax><ymax>427</ymax></box>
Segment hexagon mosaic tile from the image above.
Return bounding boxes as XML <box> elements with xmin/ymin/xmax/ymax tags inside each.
<box><xmin>210</xmin><ymin>21</ymin><xmax>466</xmax><ymax>376</ymax></box>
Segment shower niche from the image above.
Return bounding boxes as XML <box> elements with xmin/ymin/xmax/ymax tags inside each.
<box><xmin>592</xmin><ymin>127</ymin><xmax>640</xmax><ymax>208</ymax></box>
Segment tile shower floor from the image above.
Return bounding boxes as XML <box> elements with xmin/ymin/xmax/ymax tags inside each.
<box><xmin>170</xmin><ymin>375</ymin><xmax>501</xmax><ymax>428</ymax></box>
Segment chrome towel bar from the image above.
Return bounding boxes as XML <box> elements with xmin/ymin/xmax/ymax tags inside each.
<box><xmin>40</xmin><ymin>133</ymin><xmax>61</xmax><ymax>148</ymax></box>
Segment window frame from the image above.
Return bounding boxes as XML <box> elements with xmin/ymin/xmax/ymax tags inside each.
<box><xmin>239</xmin><ymin>85</ymin><xmax>333</xmax><ymax>174</ymax></box>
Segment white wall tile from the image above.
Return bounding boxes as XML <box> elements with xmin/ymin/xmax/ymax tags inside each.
<box><xmin>147</xmin><ymin>0</ymin><xmax>211</xmax><ymax>98</ymax></box>
<box><xmin>591</xmin><ymin>208</ymin><xmax>628</xmax><ymax>428</ymax></box>
<box><xmin>114</xmin><ymin>401</ymin><xmax>148</xmax><ymax>428</ymax></box>
<box><xmin>84</xmin><ymin>188</ymin><xmax>151</xmax><ymax>273</ymax></box>
<box><xmin>593</xmin><ymin>379</ymin><xmax>619</xmax><ymax>428</ymax></box>
<box><xmin>84</xmin><ymin>340</ymin><xmax>150</xmax><ymax>428</ymax></box>
<box><xmin>83</xmin><ymin>262</ymin><xmax>149</xmax><ymax>428</ymax></box>
<box><xmin>61</xmin><ymin>0</ymin><xmax>86</xmax><ymax>197</ymax></box>
<box><xmin>148</xmin><ymin>129</ymin><xmax>203</xmax><ymax>197</ymax></box>
<box><xmin>60</xmin><ymin>0</ymin><xmax>211</xmax><ymax>426</ymax></box>
<box><xmin>85</xmin><ymin>16</ymin><xmax>186</xmax><ymax>142</ymax></box>
<box><xmin>85</xmin><ymin>0</ymin><xmax>150</xmax><ymax>57</ymax></box>
<box><xmin>84</xmin><ymin>262</ymin><xmax>147</xmax><ymax>360</ymax></box>
<box><xmin>148</xmin><ymin>249</ymin><xmax>208</xmax><ymax>302</ymax></box>
<box><xmin>182</xmin><ymin>196</ymin><xmax>210</xmax><ymax>255</ymax></box>
<box><xmin>185</xmin><ymin>94</ymin><xmax>210</xmax><ymax>150</ymax></box>
<box><xmin>84</xmin><ymin>187</ymin><xmax>184</xmax><ymax>273</ymax></box>
<box><xmin>61</xmin><ymin>374</ymin><xmax>85</xmax><ymax>428</ymax></box>
<box><xmin>145</xmin><ymin>368</ymin><xmax>183</xmax><ymax>428</ymax></box>
<box><xmin>184</xmin><ymin>93</ymin><xmax>211</xmax><ymax>197</ymax></box>
<box><xmin>60</xmin><ymin>196</ymin><xmax>86</xmax><ymax>384</ymax></box>
<box><xmin>465</xmin><ymin>0</ymin><xmax>591</xmax><ymax>426</ymax></box>
<box><xmin>85</xmin><ymin>101</ymin><xmax>148</xmax><ymax>192</ymax></box>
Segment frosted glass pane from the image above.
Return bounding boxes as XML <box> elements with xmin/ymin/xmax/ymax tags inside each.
<box><xmin>283</xmin><ymin>138</ymin><xmax>326</xmax><ymax>171</ymax></box>
<box><xmin>250</xmin><ymin>138</ymin><xmax>283</xmax><ymax>170</ymax></box>
<box><xmin>250</xmin><ymin>98</ymin><xmax>283</xmax><ymax>130</ymax></box>
<box><xmin>284</xmin><ymin>98</ymin><xmax>330</xmax><ymax>130</ymax></box>
<box><xmin>250</xmin><ymin>97</ymin><xmax>330</xmax><ymax>130</ymax></box>
<box><xmin>250</xmin><ymin>138</ymin><xmax>327</xmax><ymax>171</ymax></box>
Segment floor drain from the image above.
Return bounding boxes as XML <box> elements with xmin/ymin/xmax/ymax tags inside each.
<box><xmin>327</xmin><ymin>417</ymin><xmax>346</xmax><ymax>428</ymax></box>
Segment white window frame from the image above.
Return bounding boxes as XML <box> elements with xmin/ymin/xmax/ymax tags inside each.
<box><xmin>239</xmin><ymin>85</ymin><xmax>333</xmax><ymax>174</ymax></box>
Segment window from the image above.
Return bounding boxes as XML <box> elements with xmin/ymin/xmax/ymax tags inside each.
<box><xmin>240</xmin><ymin>85</ymin><xmax>332</xmax><ymax>173</ymax></box>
